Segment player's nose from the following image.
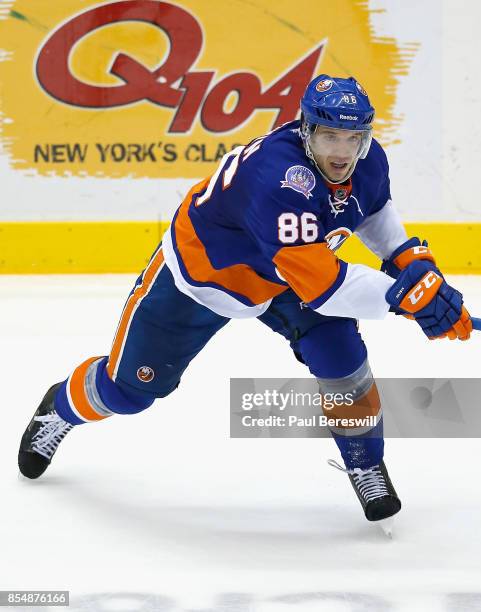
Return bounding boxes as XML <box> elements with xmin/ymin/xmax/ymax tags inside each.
<box><xmin>332</xmin><ymin>141</ymin><xmax>354</xmax><ymax>159</ymax></box>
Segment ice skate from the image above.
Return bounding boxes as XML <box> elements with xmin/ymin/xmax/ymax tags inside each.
<box><xmin>18</xmin><ymin>383</ymin><xmax>74</xmax><ymax>479</ymax></box>
<box><xmin>328</xmin><ymin>459</ymin><xmax>401</xmax><ymax>524</ymax></box>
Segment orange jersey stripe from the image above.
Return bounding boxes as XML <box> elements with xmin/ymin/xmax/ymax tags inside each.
<box><xmin>174</xmin><ymin>179</ymin><xmax>287</xmax><ymax>305</ymax></box>
<box><xmin>107</xmin><ymin>247</ymin><xmax>165</xmax><ymax>380</ymax></box>
<box><xmin>69</xmin><ymin>356</ymin><xmax>107</xmax><ymax>422</ymax></box>
<box><xmin>273</xmin><ymin>243</ymin><xmax>340</xmax><ymax>303</ymax></box>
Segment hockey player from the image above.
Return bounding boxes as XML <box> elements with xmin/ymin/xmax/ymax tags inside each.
<box><xmin>18</xmin><ymin>75</ymin><xmax>472</xmax><ymax>524</ymax></box>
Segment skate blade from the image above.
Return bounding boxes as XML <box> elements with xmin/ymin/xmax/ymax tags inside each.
<box><xmin>377</xmin><ymin>517</ymin><xmax>394</xmax><ymax>538</ymax></box>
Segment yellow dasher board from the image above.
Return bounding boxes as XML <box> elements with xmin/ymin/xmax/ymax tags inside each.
<box><xmin>0</xmin><ymin>0</ymin><xmax>415</xmax><ymax>178</ymax></box>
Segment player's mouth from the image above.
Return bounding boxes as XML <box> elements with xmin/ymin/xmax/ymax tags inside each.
<box><xmin>327</xmin><ymin>160</ymin><xmax>352</xmax><ymax>179</ymax></box>
<box><xmin>330</xmin><ymin>161</ymin><xmax>349</xmax><ymax>172</ymax></box>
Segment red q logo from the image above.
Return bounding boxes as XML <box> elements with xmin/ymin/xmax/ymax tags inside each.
<box><xmin>35</xmin><ymin>1</ymin><xmax>324</xmax><ymax>134</ymax></box>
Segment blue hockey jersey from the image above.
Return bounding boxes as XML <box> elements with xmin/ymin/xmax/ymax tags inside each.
<box><xmin>162</xmin><ymin>120</ymin><xmax>407</xmax><ymax>319</ymax></box>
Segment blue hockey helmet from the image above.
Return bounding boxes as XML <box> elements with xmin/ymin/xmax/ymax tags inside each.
<box><xmin>301</xmin><ymin>75</ymin><xmax>375</xmax><ymax>132</ymax></box>
<box><xmin>300</xmin><ymin>75</ymin><xmax>375</xmax><ymax>180</ymax></box>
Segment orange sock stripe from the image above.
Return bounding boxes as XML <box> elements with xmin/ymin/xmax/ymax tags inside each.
<box><xmin>67</xmin><ymin>356</ymin><xmax>107</xmax><ymax>422</ymax></box>
<box><xmin>322</xmin><ymin>383</ymin><xmax>381</xmax><ymax>424</ymax></box>
<box><xmin>107</xmin><ymin>247</ymin><xmax>165</xmax><ymax>380</ymax></box>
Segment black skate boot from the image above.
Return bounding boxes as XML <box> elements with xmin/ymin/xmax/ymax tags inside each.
<box><xmin>18</xmin><ymin>383</ymin><xmax>74</xmax><ymax>479</ymax></box>
<box><xmin>328</xmin><ymin>459</ymin><xmax>401</xmax><ymax>522</ymax></box>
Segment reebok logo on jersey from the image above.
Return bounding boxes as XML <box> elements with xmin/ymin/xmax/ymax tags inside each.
<box><xmin>340</xmin><ymin>114</ymin><xmax>359</xmax><ymax>120</ymax></box>
<box><xmin>280</xmin><ymin>165</ymin><xmax>316</xmax><ymax>199</ymax></box>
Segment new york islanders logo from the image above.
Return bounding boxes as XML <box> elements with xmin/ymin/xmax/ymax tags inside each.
<box><xmin>325</xmin><ymin>227</ymin><xmax>352</xmax><ymax>251</ymax></box>
<box><xmin>280</xmin><ymin>165</ymin><xmax>316</xmax><ymax>199</ymax></box>
<box><xmin>355</xmin><ymin>81</ymin><xmax>368</xmax><ymax>96</ymax></box>
<box><xmin>137</xmin><ymin>366</ymin><xmax>155</xmax><ymax>382</ymax></box>
<box><xmin>316</xmin><ymin>79</ymin><xmax>333</xmax><ymax>92</ymax></box>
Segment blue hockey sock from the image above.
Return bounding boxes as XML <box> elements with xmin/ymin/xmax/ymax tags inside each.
<box><xmin>332</xmin><ymin>419</ymin><xmax>384</xmax><ymax>470</ymax></box>
<box><xmin>54</xmin><ymin>356</ymin><xmax>154</xmax><ymax>425</ymax></box>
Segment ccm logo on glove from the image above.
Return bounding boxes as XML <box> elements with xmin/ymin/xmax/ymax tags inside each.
<box><xmin>382</xmin><ymin>237</ymin><xmax>436</xmax><ymax>279</ymax></box>
<box><xmin>399</xmin><ymin>271</ymin><xmax>443</xmax><ymax>312</ymax></box>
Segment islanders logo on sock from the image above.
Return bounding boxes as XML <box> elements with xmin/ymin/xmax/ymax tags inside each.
<box><xmin>280</xmin><ymin>165</ymin><xmax>316</xmax><ymax>199</ymax></box>
<box><xmin>137</xmin><ymin>366</ymin><xmax>155</xmax><ymax>382</ymax></box>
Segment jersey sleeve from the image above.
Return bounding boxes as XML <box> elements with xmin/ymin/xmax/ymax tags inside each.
<box><xmin>367</xmin><ymin>141</ymin><xmax>392</xmax><ymax>216</ymax></box>
<box><xmin>355</xmin><ymin>142</ymin><xmax>407</xmax><ymax>260</ymax></box>
<box><xmin>355</xmin><ymin>200</ymin><xmax>408</xmax><ymax>260</ymax></box>
<box><xmin>244</xmin><ymin>184</ymin><xmax>394</xmax><ymax>320</ymax></box>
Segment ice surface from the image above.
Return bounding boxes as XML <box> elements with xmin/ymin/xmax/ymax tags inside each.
<box><xmin>1</xmin><ymin>274</ymin><xmax>481</xmax><ymax>611</ymax></box>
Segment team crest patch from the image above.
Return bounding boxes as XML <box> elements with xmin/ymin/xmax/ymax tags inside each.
<box><xmin>137</xmin><ymin>366</ymin><xmax>155</xmax><ymax>383</ymax></box>
<box><xmin>316</xmin><ymin>78</ymin><xmax>333</xmax><ymax>92</ymax></box>
<box><xmin>280</xmin><ymin>165</ymin><xmax>316</xmax><ymax>199</ymax></box>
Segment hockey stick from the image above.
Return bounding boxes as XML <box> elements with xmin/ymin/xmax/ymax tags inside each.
<box><xmin>473</xmin><ymin>317</ymin><xmax>481</xmax><ymax>331</ymax></box>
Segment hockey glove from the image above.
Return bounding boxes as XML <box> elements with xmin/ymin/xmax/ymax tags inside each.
<box><xmin>382</xmin><ymin>237</ymin><xmax>437</xmax><ymax>279</ymax></box>
<box><xmin>385</xmin><ymin>260</ymin><xmax>472</xmax><ymax>341</ymax></box>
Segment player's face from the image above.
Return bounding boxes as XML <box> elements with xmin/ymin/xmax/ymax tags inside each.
<box><xmin>309</xmin><ymin>127</ymin><xmax>364</xmax><ymax>182</ymax></box>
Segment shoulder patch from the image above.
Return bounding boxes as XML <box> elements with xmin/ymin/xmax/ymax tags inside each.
<box><xmin>280</xmin><ymin>165</ymin><xmax>316</xmax><ymax>200</ymax></box>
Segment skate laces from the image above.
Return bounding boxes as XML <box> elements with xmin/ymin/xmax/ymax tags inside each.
<box><xmin>31</xmin><ymin>411</ymin><xmax>73</xmax><ymax>460</ymax></box>
<box><xmin>328</xmin><ymin>459</ymin><xmax>389</xmax><ymax>502</ymax></box>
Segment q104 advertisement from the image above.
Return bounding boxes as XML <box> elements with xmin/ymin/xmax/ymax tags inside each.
<box><xmin>0</xmin><ymin>0</ymin><xmax>415</xmax><ymax>179</ymax></box>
